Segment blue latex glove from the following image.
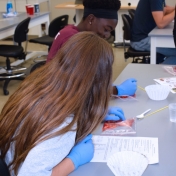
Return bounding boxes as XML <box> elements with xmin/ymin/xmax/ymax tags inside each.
<box><xmin>67</xmin><ymin>134</ymin><xmax>94</xmax><ymax>169</ymax></box>
<box><xmin>116</xmin><ymin>78</ymin><xmax>137</xmax><ymax>96</ymax></box>
<box><xmin>104</xmin><ymin>106</ymin><xmax>125</xmax><ymax>121</ymax></box>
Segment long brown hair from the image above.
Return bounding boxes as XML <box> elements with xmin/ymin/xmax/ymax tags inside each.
<box><xmin>0</xmin><ymin>31</ymin><xmax>114</xmax><ymax>174</ymax></box>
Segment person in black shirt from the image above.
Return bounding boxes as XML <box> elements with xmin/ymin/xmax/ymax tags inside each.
<box><xmin>131</xmin><ymin>0</ymin><xmax>175</xmax><ymax>64</ymax></box>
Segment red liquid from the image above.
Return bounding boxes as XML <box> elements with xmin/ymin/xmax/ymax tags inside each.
<box><xmin>28</xmin><ymin>6</ymin><xmax>34</xmax><ymax>15</ymax></box>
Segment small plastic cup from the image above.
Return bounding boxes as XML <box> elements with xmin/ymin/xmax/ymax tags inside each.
<box><xmin>169</xmin><ymin>103</ymin><xmax>176</xmax><ymax>122</ymax></box>
<box><xmin>34</xmin><ymin>3</ymin><xmax>40</xmax><ymax>14</ymax></box>
<box><xmin>25</xmin><ymin>4</ymin><xmax>31</xmax><ymax>14</ymax></box>
<box><xmin>28</xmin><ymin>5</ymin><xmax>34</xmax><ymax>15</ymax></box>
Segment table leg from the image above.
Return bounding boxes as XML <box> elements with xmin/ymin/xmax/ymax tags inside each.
<box><xmin>45</xmin><ymin>15</ymin><xmax>50</xmax><ymax>35</ymax></box>
<box><xmin>150</xmin><ymin>37</ymin><xmax>156</xmax><ymax>64</ymax></box>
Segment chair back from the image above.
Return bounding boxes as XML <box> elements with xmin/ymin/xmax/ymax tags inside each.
<box><xmin>121</xmin><ymin>14</ymin><xmax>132</xmax><ymax>41</ymax></box>
<box><xmin>128</xmin><ymin>9</ymin><xmax>135</xmax><ymax>21</ymax></box>
<box><xmin>49</xmin><ymin>15</ymin><xmax>69</xmax><ymax>38</ymax></box>
<box><xmin>13</xmin><ymin>17</ymin><xmax>31</xmax><ymax>45</ymax></box>
<box><xmin>0</xmin><ymin>158</ymin><xmax>10</xmax><ymax>176</ymax></box>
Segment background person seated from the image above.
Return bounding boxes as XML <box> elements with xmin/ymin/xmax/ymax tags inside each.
<box><xmin>131</xmin><ymin>0</ymin><xmax>176</xmax><ymax>64</ymax></box>
<box><xmin>47</xmin><ymin>0</ymin><xmax>137</xmax><ymax>96</ymax></box>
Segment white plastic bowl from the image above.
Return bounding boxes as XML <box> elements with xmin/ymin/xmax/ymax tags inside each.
<box><xmin>145</xmin><ymin>85</ymin><xmax>170</xmax><ymax>101</ymax></box>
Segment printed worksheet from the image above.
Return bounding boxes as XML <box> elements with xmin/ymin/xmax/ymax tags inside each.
<box><xmin>154</xmin><ymin>77</ymin><xmax>176</xmax><ymax>93</ymax></box>
<box><xmin>91</xmin><ymin>135</ymin><xmax>158</xmax><ymax>164</ymax></box>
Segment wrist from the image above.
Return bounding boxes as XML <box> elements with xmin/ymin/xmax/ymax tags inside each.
<box><xmin>112</xmin><ymin>86</ymin><xmax>118</xmax><ymax>95</ymax></box>
<box><xmin>51</xmin><ymin>158</ymin><xmax>74</xmax><ymax>176</ymax></box>
<box><xmin>66</xmin><ymin>154</ymin><xmax>79</xmax><ymax>170</ymax></box>
<box><xmin>65</xmin><ymin>158</ymin><xmax>75</xmax><ymax>170</ymax></box>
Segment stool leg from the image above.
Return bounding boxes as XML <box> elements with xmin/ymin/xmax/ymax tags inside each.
<box><xmin>6</xmin><ymin>57</ymin><xmax>11</xmax><ymax>71</ymax></box>
<box><xmin>3</xmin><ymin>79</ymin><xmax>10</xmax><ymax>95</ymax></box>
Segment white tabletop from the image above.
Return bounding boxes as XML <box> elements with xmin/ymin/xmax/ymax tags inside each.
<box><xmin>0</xmin><ymin>11</ymin><xmax>50</xmax><ymax>67</ymax></box>
<box><xmin>0</xmin><ymin>12</ymin><xmax>49</xmax><ymax>32</ymax></box>
<box><xmin>149</xmin><ymin>22</ymin><xmax>174</xmax><ymax>37</ymax></box>
<box><xmin>69</xmin><ymin>63</ymin><xmax>176</xmax><ymax>176</ymax></box>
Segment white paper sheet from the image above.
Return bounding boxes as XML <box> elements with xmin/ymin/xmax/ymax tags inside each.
<box><xmin>91</xmin><ymin>135</ymin><xmax>158</xmax><ymax>164</ymax></box>
<box><xmin>154</xmin><ymin>77</ymin><xmax>176</xmax><ymax>93</ymax></box>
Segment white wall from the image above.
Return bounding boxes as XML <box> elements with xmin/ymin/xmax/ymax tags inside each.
<box><xmin>0</xmin><ymin>0</ymin><xmax>174</xmax><ymax>35</ymax></box>
<box><xmin>166</xmin><ymin>0</ymin><xmax>175</xmax><ymax>6</ymax></box>
<box><xmin>38</xmin><ymin>0</ymin><xmax>76</xmax><ymax>35</ymax></box>
<box><xmin>24</xmin><ymin>0</ymin><xmax>176</xmax><ymax>36</ymax></box>
<box><xmin>121</xmin><ymin>0</ymin><xmax>139</xmax><ymax>6</ymax></box>
<box><xmin>49</xmin><ymin>0</ymin><xmax>75</xmax><ymax>24</ymax></box>
<box><xmin>49</xmin><ymin>0</ymin><xmax>141</xmax><ymax>23</ymax></box>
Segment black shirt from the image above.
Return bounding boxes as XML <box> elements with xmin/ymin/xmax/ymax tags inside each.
<box><xmin>131</xmin><ymin>0</ymin><xmax>165</xmax><ymax>42</ymax></box>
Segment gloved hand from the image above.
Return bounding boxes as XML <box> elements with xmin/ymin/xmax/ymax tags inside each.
<box><xmin>67</xmin><ymin>134</ymin><xmax>94</xmax><ymax>169</ymax></box>
<box><xmin>104</xmin><ymin>106</ymin><xmax>125</xmax><ymax>121</ymax></box>
<box><xmin>116</xmin><ymin>78</ymin><xmax>137</xmax><ymax>96</ymax></box>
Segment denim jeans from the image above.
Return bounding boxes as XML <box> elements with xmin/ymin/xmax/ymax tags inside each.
<box><xmin>131</xmin><ymin>37</ymin><xmax>150</xmax><ymax>51</ymax></box>
<box><xmin>162</xmin><ymin>56</ymin><xmax>176</xmax><ymax>65</ymax></box>
<box><xmin>158</xmin><ymin>48</ymin><xmax>176</xmax><ymax>65</ymax></box>
<box><xmin>131</xmin><ymin>37</ymin><xmax>176</xmax><ymax>64</ymax></box>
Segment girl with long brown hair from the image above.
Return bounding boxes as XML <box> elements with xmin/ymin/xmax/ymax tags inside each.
<box><xmin>0</xmin><ymin>31</ymin><xmax>124</xmax><ymax>176</ymax></box>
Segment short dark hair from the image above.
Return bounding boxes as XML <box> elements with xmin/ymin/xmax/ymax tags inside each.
<box><xmin>83</xmin><ymin>0</ymin><xmax>121</xmax><ymax>11</ymax></box>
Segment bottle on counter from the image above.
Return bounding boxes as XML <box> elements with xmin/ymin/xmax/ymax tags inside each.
<box><xmin>6</xmin><ymin>0</ymin><xmax>13</xmax><ymax>14</ymax></box>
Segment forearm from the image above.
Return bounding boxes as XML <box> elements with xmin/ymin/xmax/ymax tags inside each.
<box><xmin>152</xmin><ymin>11</ymin><xmax>175</xmax><ymax>28</ymax></box>
<box><xmin>51</xmin><ymin>158</ymin><xmax>74</xmax><ymax>176</ymax></box>
<box><xmin>164</xmin><ymin>6</ymin><xmax>175</xmax><ymax>15</ymax></box>
<box><xmin>162</xmin><ymin>11</ymin><xmax>175</xmax><ymax>27</ymax></box>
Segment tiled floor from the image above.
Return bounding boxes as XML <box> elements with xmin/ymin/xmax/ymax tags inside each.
<box><xmin>0</xmin><ymin>40</ymin><xmax>133</xmax><ymax>112</ymax></box>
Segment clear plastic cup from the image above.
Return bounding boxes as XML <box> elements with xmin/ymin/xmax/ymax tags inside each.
<box><xmin>169</xmin><ymin>103</ymin><xmax>176</xmax><ymax>122</ymax></box>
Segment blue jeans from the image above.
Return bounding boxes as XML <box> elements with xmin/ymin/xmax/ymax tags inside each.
<box><xmin>158</xmin><ymin>48</ymin><xmax>176</xmax><ymax>65</ymax></box>
<box><xmin>157</xmin><ymin>48</ymin><xmax>176</xmax><ymax>57</ymax></box>
<box><xmin>131</xmin><ymin>37</ymin><xmax>176</xmax><ymax>64</ymax></box>
<box><xmin>162</xmin><ymin>56</ymin><xmax>176</xmax><ymax>65</ymax></box>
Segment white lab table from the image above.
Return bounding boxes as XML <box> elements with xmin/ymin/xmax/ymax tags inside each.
<box><xmin>69</xmin><ymin>63</ymin><xmax>176</xmax><ymax>176</ymax></box>
<box><xmin>0</xmin><ymin>12</ymin><xmax>50</xmax><ymax>66</ymax></box>
<box><xmin>0</xmin><ymin>12</ymin><xmax>50</xmax><ymax>39</ymax></box>
<box><xmin>148</xmin><ymin>22</ymin><xmax>175</xmax><ymax>64</ymax></box>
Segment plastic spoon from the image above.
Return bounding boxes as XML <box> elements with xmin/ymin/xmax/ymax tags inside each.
<box><xmin>136</xmin><ymin>109</ymin><xmax>151</xmax><ymax>119</ymax></box>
